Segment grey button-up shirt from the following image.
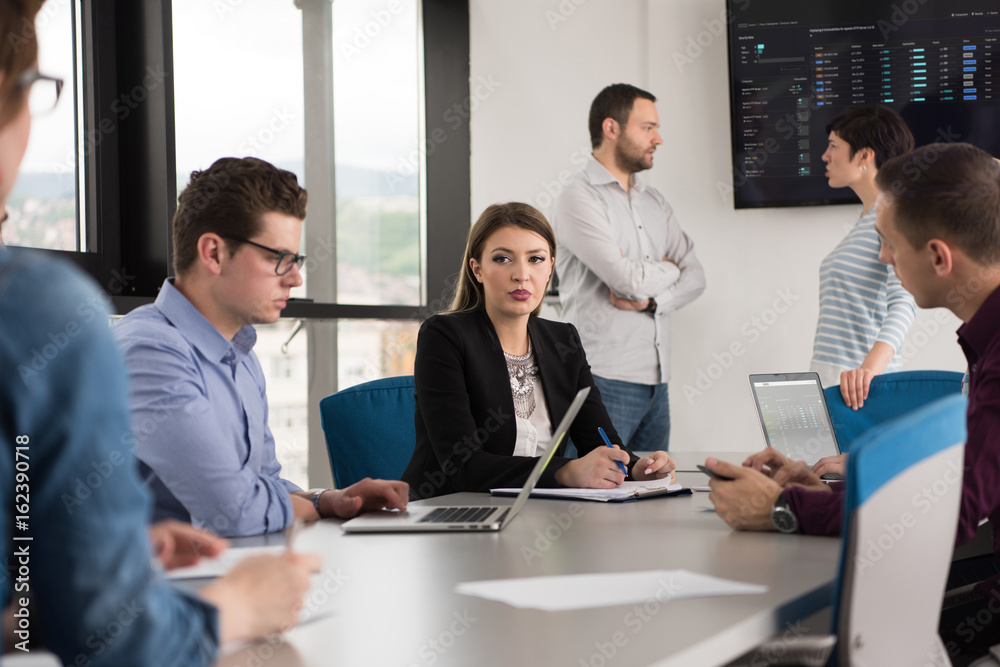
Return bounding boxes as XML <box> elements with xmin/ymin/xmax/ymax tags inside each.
<box><xmin>552</xmin><ymin>158</ymin><xmax>706</xmax><ymax>384</ymax></box>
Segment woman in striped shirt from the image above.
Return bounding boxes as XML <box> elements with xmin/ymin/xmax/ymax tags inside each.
<box><xmin>810</xmin><ymin>106</ymin><xmax>916</xmax><ymax>412</ymax></box>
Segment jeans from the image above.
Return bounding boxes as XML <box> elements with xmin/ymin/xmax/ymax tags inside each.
<box><xmin>592</xmin><ymin>375</ymin><xmax>670</xmax><ymax>451</ymax></box>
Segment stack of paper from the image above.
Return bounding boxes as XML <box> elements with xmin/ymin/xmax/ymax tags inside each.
<box><xmin>492</xmin><ymin>476</ymin><xmax>686</xmax><ymax>502</ymax></box>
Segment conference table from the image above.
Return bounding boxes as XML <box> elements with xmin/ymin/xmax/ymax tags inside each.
<box><xmin>212</xmin><ymin>463</ymin><xmax>841</xmax><ymax>667</ymax></box>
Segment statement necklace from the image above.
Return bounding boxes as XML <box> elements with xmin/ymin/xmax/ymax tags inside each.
<box><xmin>504</xmin><ymin>339</ymin><xmax>539</xmax><ymax>419</ymax></box>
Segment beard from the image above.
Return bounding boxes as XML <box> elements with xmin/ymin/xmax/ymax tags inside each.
<box><xmin>613</xmin><ymin>135</ymin><xmax>654</xmax><ymax>174</ymax></box>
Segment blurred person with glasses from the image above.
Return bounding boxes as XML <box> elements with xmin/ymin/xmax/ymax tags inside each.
<box><xmin>21</xmin><ymin>70</ymin><xmax>62</xmax><ymax>115</ymax></box>
<box><xmin>0</xmin><ymin>2</ymin><xmax>323</xmax><ymax>664</ymax></box>
<box><xmin>115</xmin><ymin>157</ymin><xmax>409</xmax><ymax>537</ymax></box>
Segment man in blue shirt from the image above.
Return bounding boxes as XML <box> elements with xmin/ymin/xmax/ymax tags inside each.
<box><xmin>115</xmin><ymin>157</ymin><xmax>408</xmax><ymax>537</ymax></box>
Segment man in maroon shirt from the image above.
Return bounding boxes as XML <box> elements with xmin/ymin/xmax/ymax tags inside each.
<box><xmin>706</xmin><ymin>143</ymin><xmax>1000</xmax><ymax>657</ymax></box>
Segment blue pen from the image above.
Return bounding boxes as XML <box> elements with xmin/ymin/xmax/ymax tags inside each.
<box><xmin>598</xmin><ymin>427</ymin><xmax>629</xmax><ymax>475</ymax></box>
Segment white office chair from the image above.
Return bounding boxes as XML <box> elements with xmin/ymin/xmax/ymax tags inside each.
<box><xmin>0</xmin><ymin>653</ymin><xmax>61</xmax><ymax>666</ymax></box>
<box><xmin>726</xmin><ymin>393</ymin><xmax>968</xmax><ymax>667</ymax></box>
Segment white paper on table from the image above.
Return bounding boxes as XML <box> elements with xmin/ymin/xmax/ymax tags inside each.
<box><xmin>455</xmin><ymin>570</ymin><xmax>767</xmax><ymax>611</ymax></box>
<box><xmin>165</xmin><ymin>545</ymin><xmax>287</xmax><ymax>579</ymax></box>
<box><xmin>169</xmin><ymin>545</ymin><xmax>337</xmax><ymax>651</ymax></box>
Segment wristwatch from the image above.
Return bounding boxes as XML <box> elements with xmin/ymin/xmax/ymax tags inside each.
<box><xmin>310</xmin><ymin>488</ymin><xmax>327</xmax><ymax>516</ymax></box>
<box><xmin>642</xmin><ymin>298</ymin><xmax>657</xmax><ymax>314</ymax></box>
<box><xmin>771</xmin><ymin>491</ymin><xmax>799</xmax><ymax>534</ymax></box>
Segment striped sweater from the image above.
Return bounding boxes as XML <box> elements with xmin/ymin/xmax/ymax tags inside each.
<box><xmin>810</xmin><ymin>208</ymin><xmax>916</xmax><ymax>381</ymax></box>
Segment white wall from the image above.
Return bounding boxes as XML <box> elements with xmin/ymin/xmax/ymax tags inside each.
<box><xmin>469</xmin><ymin>0</ymin><xmax>966</xmax><ymax>454</ymax></box>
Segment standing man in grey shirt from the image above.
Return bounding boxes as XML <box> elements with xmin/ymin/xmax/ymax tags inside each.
<box><xmin>552</xmin><ymin>83</ymin><xmax>706</xmax><ymax>452</ymax></box>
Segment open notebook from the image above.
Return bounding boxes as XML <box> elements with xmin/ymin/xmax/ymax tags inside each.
<box><xmin>491</xmin><ymin>475</ymin><xmax>690</xmax><ymax>503</ymax></box>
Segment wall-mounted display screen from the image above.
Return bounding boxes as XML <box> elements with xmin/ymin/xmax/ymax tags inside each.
<box><xmin>726</xmin><ymin>0</ymin><xmax>999</xmax><ymax>208</ymax></box>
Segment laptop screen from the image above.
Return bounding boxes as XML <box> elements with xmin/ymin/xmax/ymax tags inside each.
<box><xmin>748</xmin><ymin>373</ymin><xmax>840</xmax><ymax>466</ymax></box>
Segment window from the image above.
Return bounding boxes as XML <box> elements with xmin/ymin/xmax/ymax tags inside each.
<box><xmin>256</xmin><ymin>321</ymin><xmax>310</xmax><ymax>490</ymax></box>
<box><xmin>332</xmin><ymin>0</ymin><xmax>423</xmax><ymax>307</ymax></box>
<box><xmin>338</xmin><ymin>319</ymin><xmax>419</xmax><ymax>389</ymax></box>
<box><xmin>172</xmin><ymin>0</ymin><xmax>424</xmax><ymax>309</ymax></box>
<box><xmin>171</xmin><ymin>4</ymin><xmax>306</xmax><ymax>196</ymax></box>
<box><xmin>5</xmin><ymin>0</ymin><xmax>81</xmax><ymax>251</ymax></box>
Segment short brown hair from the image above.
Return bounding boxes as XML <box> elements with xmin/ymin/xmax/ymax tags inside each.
<box><xmin>172</xmin><ymin>157</ymin><xmax>308</xmax><ymax>275</ymax></box>
<box><xmin>589</xmin><ymin>83</ymin><xmax>656</xmax><ymax>151</ymax></box>
<box><xmin>0</xmin><ymin>0</ymin><xmax>44</xmax><ymax>128</ymax></box>
<box><xmin>825</xmin><ymin>105</ymin><xmax>914</xmax><ymax>168</ymax></box>
<box><xmin>448</xmin><ymin>202</ymin><xmax>555</xmax><ymax>316</ymax></box>
<box><xmin>876</xmin><ymin>143</ymin><xmax>1000</xmax><ymax>264</ymax></box>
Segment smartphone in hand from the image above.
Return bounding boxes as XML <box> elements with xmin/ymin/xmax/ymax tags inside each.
<box><xmin>696</xmin><ymin>463</ymin><xmax>734</xmax><ymax>482</ymax></box>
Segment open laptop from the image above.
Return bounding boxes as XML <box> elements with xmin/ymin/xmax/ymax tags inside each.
<box><xmin>747</xmin><ymin>372</ymin><xmax>845</xmax><ymax>480</ymax></box>
<box><xmin>341</xmin><ymin>387</ymin><xmax>590</xmax><ymax>533</ymax></box>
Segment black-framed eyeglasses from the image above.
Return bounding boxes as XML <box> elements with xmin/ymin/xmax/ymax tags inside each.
<box><xmin>18</xmin><ymin>70</ymin><xmax>63</xmax><ymax>116</ymax></box>
<box><xmin>221</xmin><ymin>234</ymin><xmax>306</xmax><ymax>276</ymax></box>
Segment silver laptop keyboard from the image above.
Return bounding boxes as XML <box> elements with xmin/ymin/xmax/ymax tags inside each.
<box><xmin>418</xmin><ymin>507</ymin><xmax>498</xmax><ymax>524</ymax></box>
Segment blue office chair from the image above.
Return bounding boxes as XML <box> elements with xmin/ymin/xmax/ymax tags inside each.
<box><xmin>825</xmin><ymin>370</ymin><xmax>964</xmax><ymax>452</ymax></box>
<box><xmin>727</xmin><ymin>393</ymin><xmax>968</xmax><ymax>666</ymax></box>
<box><xmin>319</xmin><ymin>375</ymin><xmax>416</xmax><ymax>488</ymax></box>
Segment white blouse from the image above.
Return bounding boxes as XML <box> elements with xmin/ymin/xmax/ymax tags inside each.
<box><xmin>512</xmin><ymin>374</ymin><xmax>552</xmax><ymax>458</ymax></box>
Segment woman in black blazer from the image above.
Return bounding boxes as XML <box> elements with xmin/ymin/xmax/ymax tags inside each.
<box><xmin>402</xmin><ymin>203</ymin><xmax>675</xmax><ymax>500</ymax></box>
